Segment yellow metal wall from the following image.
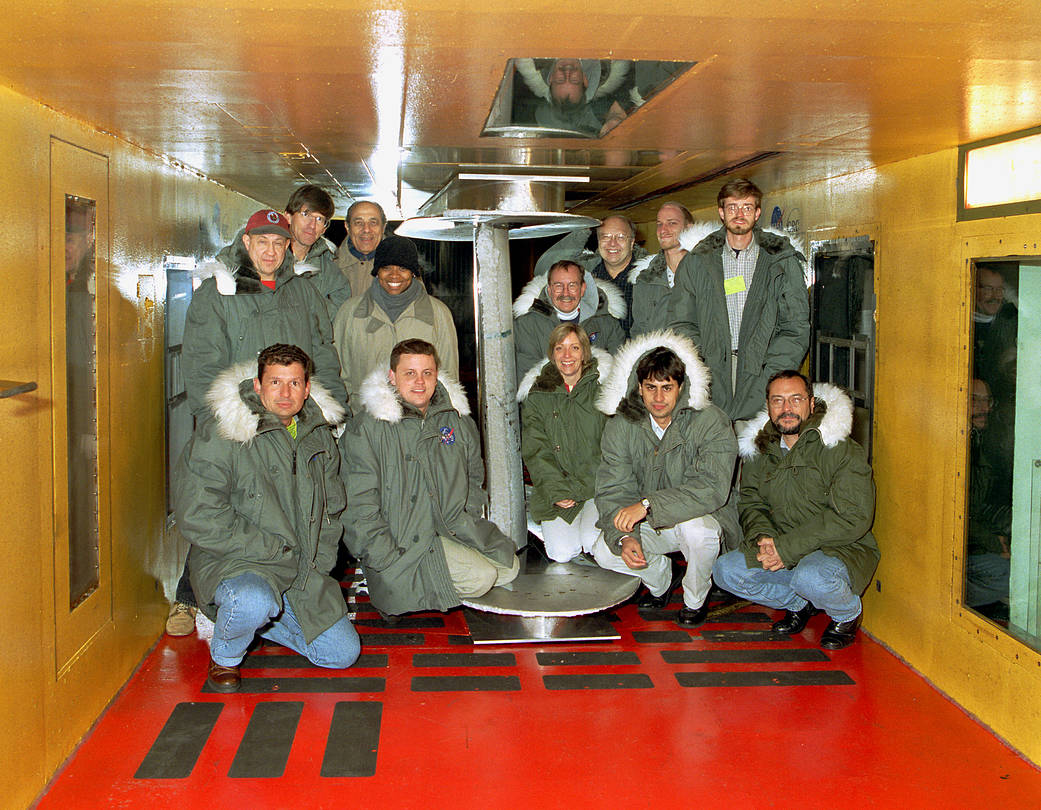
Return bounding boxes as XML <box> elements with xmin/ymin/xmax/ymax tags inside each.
<box><xmin>661</xmin><ymin>152</ymin><xmax>1041</xmax><ymax>764</ymax></box>
<box><xmin>0</xmin><ymin>83</ymin><xmax>259</xmax><ymax>808</ymax></box>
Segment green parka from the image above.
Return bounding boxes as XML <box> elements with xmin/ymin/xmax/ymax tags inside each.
<box><xmin>736</xmin><ymin>384</ymin><xmax>880</xmax><ymax>594</ymax></box>
<box><xmin>518</xmin><ymin>350</ymin><xmax>612</xmax><ymax>524</ymax></box>
<box><xmin>512</xmin><ymin>270</ymin><xmax>626</xmax><ymax>378</ymax></box>
<box><xmin>594</xmin><ymin>331</ymin><xmax>740</xmax><ymax>553</ymax></box>
<box><xmin>344</xmin><ymin>369</ymin><xmax>516</xmax><ymax>615</ymax></box>
<box><xmin>668</xmin><ymin>225</ymin><xmax>809</xmax><ymax>422</ymax></box>
<box><xmin>298</xmin><ymin>235</ymin><xmax>352</xmax><ymax>320</ymax></box>
<box><xmin>630</xmin><ymin>224</ymin><xmax>716</xmax><ymax>338</ymax></box>
<box><xmin>630</xmin><ymin>252</ymin><xmax>672</xmax><ymax>337</ymax></box>
<box><xmin>183</xmin><ymin>233</ymin><xmax>348</xmax><ymax>419</ymax></box>
<box><xmin>173</xmin><ymin>362</ymin><xmax>349</xmax><ymax>644</ymax></box>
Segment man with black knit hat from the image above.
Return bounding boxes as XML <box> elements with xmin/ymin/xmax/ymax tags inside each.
<box><xmin>333</xmin><ymin>233</ymin><xmax>459</xmax><ymax>399</ymax></box>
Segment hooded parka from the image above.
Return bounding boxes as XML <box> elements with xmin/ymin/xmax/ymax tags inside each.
<box><xmin>344</xmin><ymin>369</ymin><xmax>516</xmax><ymax>615</ymax></box>
<box><xmin>518</xmin><ymin>349</ymin><xmax>612</xmax><ymax>524</ymax></box>
<box><xmin>668</xmin><ymin>225</ymin><xmax>809</xmax><ymax>422</ymax></box>
<box><xmin>183</xmin><ymin>232</ymin><xmax>348</xmax><ymax>419</ymax></box>
<box><xmin>512</xmin><ymin>270</ymin><xmax>626</xmax><ymax>377</ymax></box>
<box><xmin>333</xmin><ymin>281</ymin><xmax>459</xmax><ymax>399</ymax></box>
<box><xmin>297</xmin><ymin>235</ymin><xmax>352</xmax><ymax>320</ymax></box>
<box><xmin>594</xmin><ymin>331</ymin><xmax>740</xmax><ymax>554</ymax></box>
<box><xmin>735</xmin><ymin>384</ymin><xmax>879</xmax><ymax>594</ymax></box>
<box><xmin>174</xmin><ymin>362</ymin><xmax>349</xmax><ymax>644</ymax></box>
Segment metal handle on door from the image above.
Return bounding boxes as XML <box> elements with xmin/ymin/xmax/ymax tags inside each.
<box><xmin>0</xmin><ymin>379</ymin><xmax>38</xmax><ymax>398</ymax></box>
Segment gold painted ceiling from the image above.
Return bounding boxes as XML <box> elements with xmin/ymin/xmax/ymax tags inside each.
<box><xmin>3</xmin><ymin>0</ymin><xmax>1041</xmax><ymax>223</ymax></box>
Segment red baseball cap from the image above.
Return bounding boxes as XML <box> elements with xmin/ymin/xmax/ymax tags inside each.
<box><xmin>244</xmin><ymin>209</ymin><xmax>291</xmax><ymax>238</ymax></box>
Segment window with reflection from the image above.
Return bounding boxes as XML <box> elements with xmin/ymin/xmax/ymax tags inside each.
<box><xmin>483</xmin><ymin>59</ymin><xmax>694</xmax><ymax>139</ymax></box>
<box><xmin>65</xmin><ymin>194</ymin><xmax>99</xmax><ymax>608</ymax></box>
<box><xmin>966</xmin><ymin>260</ymin><xmax>1022</xmax><ymax>633</ymax></box>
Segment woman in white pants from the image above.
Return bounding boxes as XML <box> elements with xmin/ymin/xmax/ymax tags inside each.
<box><xmin>518</xmin><ymin>324</ymin><xmax>612</xmax><ymax>562</ymax></box>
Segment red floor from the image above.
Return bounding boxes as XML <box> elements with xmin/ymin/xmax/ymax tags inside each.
<box><xmin>35</xmin><ymin>586</ymin><xmax>1041</xmax><ymax>810</ymax></box>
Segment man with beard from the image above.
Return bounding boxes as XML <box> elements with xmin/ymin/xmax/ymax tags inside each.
<box><xmin>284</xmin><ymin>184</ymin><xmax>351</xmax><ymax>319</ymax></box>
<box><xmin>668</xmin><ymin>178</ymin><xmax>809</xmax><ymax>423</ymax></box>
<box><xmin>712</xmin><ymin>371</ymin><xmax>879</xmax><ymax>649</ymax></box>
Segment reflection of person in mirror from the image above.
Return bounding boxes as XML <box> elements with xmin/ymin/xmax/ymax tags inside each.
<box><xmin>65</xmin><ymin>205</ymin><xmax>95</xmax><ymax>291</ymax></box>
<box><xmin>515</xmin><ymin>58</ymin><xmax>631</xmax><ymax>137</ymax></box>
<box><xmin>972</xmin><ymin>263</ymin><xmax>1017</xmax><ymax>408</ymax></box>
<box><xmin>965</xmin><ymin>378</ymin><xmax>1011</xmax><ymax>622</ymax></box>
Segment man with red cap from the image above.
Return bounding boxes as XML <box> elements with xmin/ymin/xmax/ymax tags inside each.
<box><xmin>168</xmin><ymin>209</ymin><xmax>349</xmax><ymax>637</ymax></box>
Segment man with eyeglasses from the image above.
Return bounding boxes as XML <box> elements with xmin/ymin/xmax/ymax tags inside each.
<box><xmin>513</xmin><ymin>259</ymin><xmax>625</xmax><ymax>380</ymax></box>
<box><xmin>713</xmin><ymin>371</ymin><xmax>879</xmax><ymax>650</ymax></box>
<box><xmin>669</xmin><ymin>178</ymin><xmax>809</xmax><ymax>423</ymax></box>
<box><xmin>531</xmin><ymin>214</ymin><xmax>647</xmax><ymax>339</ymax></box>
<box><xmin>285</xmin><ymin>185</ymin><xmax>351</xmax><ymax>319</ymax></box>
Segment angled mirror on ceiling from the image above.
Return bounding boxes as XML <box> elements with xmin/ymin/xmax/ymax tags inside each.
<box><xmin>482</xmin><ymin>58</ymin><xmax>695</xmax><ymax>139</ymax></box>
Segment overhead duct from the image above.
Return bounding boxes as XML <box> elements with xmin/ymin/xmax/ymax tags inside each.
<box><xmin>396</xmin><ymin>174</ymin><xmax>598</xmax><ymax>242</ymax></box>
<box><xmin>397</xmin><ymin>175</ymin><xmax>598</xmax><ymax>551</ymax></box>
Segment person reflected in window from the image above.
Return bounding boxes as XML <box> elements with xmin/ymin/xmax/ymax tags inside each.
<box><xmin>965</xmin><ymin>378</ymin><xmax>1011</xmax><ymax>622</ymax></box>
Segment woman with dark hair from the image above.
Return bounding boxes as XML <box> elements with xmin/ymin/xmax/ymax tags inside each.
<box><xmin>518</xmin><ymin>323</ymin><xmax>611</xmax><ymax>563</ymax></box>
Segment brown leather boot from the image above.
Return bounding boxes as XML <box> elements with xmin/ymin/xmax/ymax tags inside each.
<box><xmin>206</xmin><ymin>659</ymin><xmax>241</xmax><ymax>693</ymax></box>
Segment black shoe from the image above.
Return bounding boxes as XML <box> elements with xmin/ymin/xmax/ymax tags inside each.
<box><xmin>819</xmin><ymin>614</ymin><xmax>862</xmax><ymax>650</ymax></box>
<box><xmin>771</xmin><ymin>603</ymin><xmax>816</xmax><ymax>635</ymax></box>
<box><xmin>637</xmin><ymin>587</ymin><xmax>672</xmax><ymax>609</ymax></box>
<box><xmin>677</xmin><ymin>602</ymin><xmax>710</xmax><ymax>627</ymax></box>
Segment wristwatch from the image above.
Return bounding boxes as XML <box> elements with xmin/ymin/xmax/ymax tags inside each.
<box><xmin>640</xmin><ymin>497</ymin><xmax>651</xmax><ymax>512</ymax></box>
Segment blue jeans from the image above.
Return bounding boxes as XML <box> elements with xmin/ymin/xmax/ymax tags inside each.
<box><xmin>713</xmin><ymin>549</ymin><xmax>862</xmax><ymax>623</ymax></box>
<box><xmin>211</xmin><ymin>573</ymin><xmax>360</xmax><ymax>669</ymax></box>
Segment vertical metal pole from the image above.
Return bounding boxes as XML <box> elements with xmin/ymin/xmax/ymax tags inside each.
<box><xmin>473</xmin><ymin>222</ymin><xmax>525</xmax><ymax>548</ymax></box>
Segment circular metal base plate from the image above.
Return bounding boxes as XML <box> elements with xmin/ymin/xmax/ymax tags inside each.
<box><xmin>461</xmin><ymin>559</ymin><xmax>640</xmax><ymax>617</ymax></box>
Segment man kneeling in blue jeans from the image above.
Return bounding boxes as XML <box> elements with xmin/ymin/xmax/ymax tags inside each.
<box><xmin>174</xmin><ymin>344</ymin><xmax>360</xmax><ymax>692</ymax></box>
<box><xmin>713</xmin><ymin>371</ymin><xmax>879</xmax><ymax>650</ymax></box>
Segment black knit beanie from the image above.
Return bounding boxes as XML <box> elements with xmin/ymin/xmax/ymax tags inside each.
<box><xmin>371</xmin><ymin>234</ymin><xmax>422</xmax><ymax>277</ymax></box>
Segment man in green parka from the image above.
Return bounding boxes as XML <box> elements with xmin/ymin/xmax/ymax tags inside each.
<box><xmin>284</xmin><ymin>184</ymin><xmax>352</xmax><ymax>320</ymax></box>
<box><xmin>174</xmin><ymin>344</ymin><xmax>360</xmax><ymax>693</ymax></box>
<box><xmin>593</xmin><ymin>331</ymin><xmax>739</xmax><ymax>627</ymax></box>
<box><xmin>668</xmin><ymin>178</ymin><xmax>809</xmax><ymax>422</ymax></box>
<box><xmin>182</xmin><ymin>208</ymin><xmax>348</xmax><ymax>420</ymax></box>
<box><xmin>345</xmin><ymin>339</ymin><xmax>519</xmax><ymax>616</ymax></box>
<box><xmin>713</xmin><ymin>371</ymin><xmax>879</xmax><ymax>650</ymax></box>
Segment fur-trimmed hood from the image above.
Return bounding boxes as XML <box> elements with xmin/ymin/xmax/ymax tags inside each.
<box><xmin>513</xmin><ymin>270</ymin><xmax>626</xmax><ymax>321</ymax></box>
<box><xmin>192</xmin><ymin>228</ymin><xmax>314</xmax><ymax>295</ymax></box>
<box><xmin>205</xmin><ymin>360</ymin><xmax>347</xmax><ymax>444</ymax></box>
<box><xmin>357</xmin><ymin>367</ymin><xmax>470</xmax><ymax>423</ymax></box>
<box><xmin>516</xmin><ymin>347</ymin><xmax>613</xmax><ymax>402</ymax></box>
<box><xmin>737</xmin><ymin>382</ymin><xmax>853</xmax><ymax>459</ymax></box>
<box><xmin>688</xmin><ymin>223</ymin><xmax>810</xmax><ymax>289</ymax></box>
<box><xmin>595</xmin><ymin>330</ymin><xmax>711</xmax><ymax>420</ymax></box>
<box><xmin>628</xmin><ymin>222</ymin><xmax>719</xmax><ymax>285</ymax></box>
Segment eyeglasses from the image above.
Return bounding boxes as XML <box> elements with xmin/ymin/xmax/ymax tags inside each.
<box><xmin>298</xmin><ymin>210</ymin><xmax>329</xmax><ymax>227</ymax></box>
<box><xmin>976</xmin><ymin>284</ymin><xmax>1003</xmax><ymax>295</ymax></box>
<box><xmin>598</xmin><ymin>233</ymin><xmax>632</xmax><ymax>243</ymax></box>
<box><xmin>550</xmin><ymin>282</ymin><xmax>582</xmax><ymax>293</ymax></box>
<box><xmin>724</xmin><ymin>203</ymin><xmax>757</xmax><ymax>215</ymax></box>
<box><xmin>769</xmin><ymin>395</ymin><xmax>808</xmax><ymax>408</ymax></box>
<box><xmin>971</xmin><ymin>394</ymin><xmax>995</xmax><ymax>406</ymax></box>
